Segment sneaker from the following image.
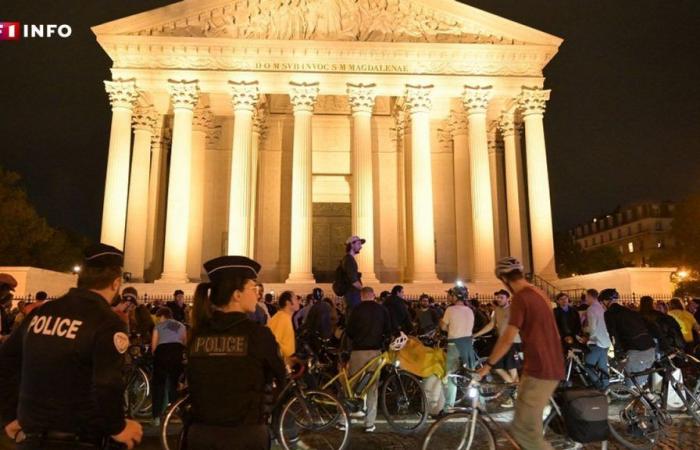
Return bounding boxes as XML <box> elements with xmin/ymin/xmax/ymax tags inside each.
<box><xmin>364</xmin><ymin>425</ymin><xmax>376</xmax><ymax>433</ymax></box>
<box><xmin>350</xmin><ymin>410</ymin><xmax>366</xmax><ymax>418</ymax></box>
<box><xmin>500</xmin><ymin>397</ymin><xmax>514</xmax><ymax>408</ymax></box>
<box><xmin>152</xmin><ymin>417</ymin><xmax>161</xmax><ymax>427</ymax></box>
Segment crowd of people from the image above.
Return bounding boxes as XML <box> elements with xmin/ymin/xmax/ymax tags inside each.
<box><xmin>0</xmin><ymin>239</ymin><xmax>699</xmax><ymax>450</ymax></box>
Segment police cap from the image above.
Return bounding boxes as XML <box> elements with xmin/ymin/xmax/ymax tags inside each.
<box><xmin>84</xmin><ymin>243</ymin><xmax>124</xmax><ymax>268</ymax></box>
<box><xmin>204</xmin><ymin>256</ymin><xmax>261</xmax><ymax>284</ymax></box>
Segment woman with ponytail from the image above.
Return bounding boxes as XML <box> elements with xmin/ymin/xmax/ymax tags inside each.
<box><xmin>185</xmin><ymin>256</ymin><xmax>286</xmax><ymax>450</ymax></box>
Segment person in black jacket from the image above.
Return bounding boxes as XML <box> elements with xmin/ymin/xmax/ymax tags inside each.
<box><xmin>346</xmin><ymin>287</ymin><xmax>392</xmax><ymax>433</ymax></box>
<box><xmin>0</xmin><ymin>244</ymin><xmax>142</xmax><ymax>450</ymax></box>
<box><xmin>601</xmin><ymin>289</ymin><xmax>656</xmax><ymax>385</ymax></box>
<box><xmin>186</xmin><ymin>256</ymin><xmax>286</xmax><ymax>450</ymax></box>
<box><xmin>553</xmin><ymin>293</ymin><xmax>582</xmax><ymax>347</ymax></box>
<box><xmin>638</xmin><ymin>295</ymin><xmax>684</xmax><ymax>352</ymax></box>
<box><xmin>384</xmin><ymin>285</ymin><xmax>412</xmax><ymax>334</ymax></box>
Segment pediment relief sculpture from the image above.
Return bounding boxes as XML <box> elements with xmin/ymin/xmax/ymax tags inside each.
<box><xmin>131</xmin><ymin>0</ymin><xmax>523</xmax><ymax>44</ymax></box>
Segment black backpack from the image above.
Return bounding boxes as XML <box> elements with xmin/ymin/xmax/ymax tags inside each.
<box><xmin>332</xmin><ymin>260</ymin><xmax>348</xmax><ymax>296</ymax></box>
<box><xmin>559</xmin><ymin>388</ymin><xmax>609</xmax><ymax>443</ymax></box>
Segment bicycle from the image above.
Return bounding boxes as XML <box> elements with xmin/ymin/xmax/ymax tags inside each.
<box><xmin>123</xmin><ymin>342</ymin><xmax>153</xmax><ymax>418</ymax></box>
<box><xmin>607</xmin><ymin>350</ymin><xmax>700</xmax><ymax>450</ymax></box>
<box><xmin>562</xmin><ymin>347</ymin><xmax>631</xmax><ymax>400</ymax></box>
<box><xmin>317</xmin><ymin>333</ymin><xmax>428</xmax><ymax>434</ymax></box>
<box><xmin>160</xmin><ymin>365</ymin><xmax>350</xmax><ymax>450</ymax></box>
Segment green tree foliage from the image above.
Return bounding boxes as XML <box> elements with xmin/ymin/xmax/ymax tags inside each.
<box><xmin>555</xmin><ymin>231</ymin><xmax>628</xmax><ymax>277</ymax></box>
<box><xmin>0</xmin><ymin>166</ymin><xmax>86</xmax><ymax>271</ymax></box>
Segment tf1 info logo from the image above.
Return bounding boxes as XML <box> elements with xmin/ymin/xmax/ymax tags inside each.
<box><xmin>0</xmin><ymin>22</ymin><xmax>73</xmax><ymax>40</ymax></box>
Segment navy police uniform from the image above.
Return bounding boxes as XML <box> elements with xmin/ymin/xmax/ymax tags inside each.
<box><xmin>0</xmin><ymin>244</ymin><xmax>129</xmax><ymax>449</ymax></box>
<box><xmin>186</xmin><ymin>256</ymin><xmax>286</xmax><ymax>450</ymax></box>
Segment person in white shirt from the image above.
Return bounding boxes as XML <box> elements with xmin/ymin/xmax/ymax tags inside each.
<box><xmin>581</xmin><ymin>288</ymin><xmax>611</xmax><ymax>388</ymax></box>
<box><xmin>440</xmin><ymin>284</ymin><xmax>476</xmax><ymax>412</ymax></box>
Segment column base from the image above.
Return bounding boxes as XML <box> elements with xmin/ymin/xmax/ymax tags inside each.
<box><xmin>410</xmin><ymin>273</ymin><xmax>442</xmax><ymax>284</ymax></box>
<box><xmin>156</xmin><ymin>272</ymin><xmax>190</xmax><ymax>284</ymax></box>
<box><xmin>360</xmin><ymin>273</ymin><xmax>380</xmax><ymax>285</ymax></box>
<box><xmin>285</xmin><ymin>273</ymin><xmax>316</xmax><ymax>284</ymax></box>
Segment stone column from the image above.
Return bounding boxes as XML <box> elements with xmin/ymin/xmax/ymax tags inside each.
<box><xmin>404</xmin><ymin>85</ymin><xmax>440</xmax><ymax>283</ymax></box>
<box><xmin>123</xmin><ymin>106</ymin><xmax>157</xmax><ymax>281</ymax></box>
<box><xmin>101</xmin><ymin>79</ymin><xmax>138</xmax><ymax>248</ymax></box>
<box><xmin>518</xmin><ymin>87</ymin><xmax>557</xmax><ymax>279</ymax></box>
<box><xmin>187</xmin><ymin>105</ymin><xmax>212</xmax><ymax>280</ymax></box>
<box><xmin>393</xmin><ymin>107</ymin><xmax>410</xmax><ymax>280</ymax></box>
<box><xmin>286</xmin><ymin>82</ymin><xmax>319</xmax><ymax>284</ymax></box>
<box><xmin>463</xmin><ymin>85</ymin><xmax>497</xmax><ymax>282</ymax></box>
<box><xmin>145</xmin><ymin>124</ymin><xmax>168</xmax><ymax>281</ymax></box>
<box><xmin>159</xmin><ymin>80</ymin><xmax>199</xmax><ymax>283</ymax></box>
<box><xmin>249</xmin><ymin>102</ymin><xmax>267</xmax><ymax>257</ymax></box>
<box><xmin>449</xmin><ymin>110</ymin><xmax>473</xmax><ymax>280</ymax></box>
<box><xmin>227</xmin><ymin>81</ymin><xmax>260</xmax><ymax>256</ymax></box>
<box><xmin>499</xmin><ymin>112</ymin><xmax>531</xmax><ymax>268</ymax></box>
<box><xmin>347</xmin><ymin>83</ymin><xmax>379</xmax><ymax>284</ymax></box>
<box><xmin>488</xmin><ymin>128</ymin><xmax>509</xmax><ymax>258</ymax></box>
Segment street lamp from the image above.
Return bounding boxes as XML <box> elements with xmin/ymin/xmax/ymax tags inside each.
<box><xmin>72</xmin><ymin>265</ymin><xmax>81</xmax><ymax>274</ymax></box>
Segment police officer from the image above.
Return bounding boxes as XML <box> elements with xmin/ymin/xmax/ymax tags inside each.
<box><xmin>187</xmin><ymin>256</ymin><xmax>286</xmax><ymax>450</ymax></box>
<box><xmin>0</xmin><ymin>244</ymin><xmax>143</xmax><ymax>449</ymax></box>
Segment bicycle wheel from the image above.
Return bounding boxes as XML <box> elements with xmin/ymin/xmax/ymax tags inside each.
<box><xmin>606</xmin><ymin>386</ymin><xmax>663</xmax><ymax>450</ymax></box>
<box><xmin>607</xmin><ymin>381</ymin><xmax>634</xmax><ymax>401</ymax></box>
<box><xmin>381</xmin><ymin>370</ymin><xmax>428</xmax><ymax>434</ymax></box>
<box><xmin>278</xmin><ymin>390</ymin><xmax>350</xmax><ymax>450</ymax></box>
<box><xmin>671</xmin><ymin>380</ymin><xmax>700</xmax><ymax>424</ymax></box>
<box><xmin>160</xmin><ymin>395</ymin><xmax>190</xmax><ymax>450</ymax></box>
<box><xmin>124</xmin><ymin>366</ymin><xmax>150</xmax><ymax>417</ymax></box>
<box><xmin>422</xmin><ymin>412</ymin><xmax>495</xmax><ymax>450</ymax></box>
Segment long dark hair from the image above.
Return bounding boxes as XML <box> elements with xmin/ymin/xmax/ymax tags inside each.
<box><xmin>191</xmin><ymin>276</ymin><xmax>249</xmax><ymax>335</ymax></box>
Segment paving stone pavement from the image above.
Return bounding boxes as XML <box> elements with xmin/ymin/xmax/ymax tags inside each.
<box><xmin>1</xmin><ymin>415</ymin><xmax>698</xmax><ymax>449</ymax></box>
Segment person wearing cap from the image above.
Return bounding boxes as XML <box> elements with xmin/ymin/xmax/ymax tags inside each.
<box><xmin>473</xmin><ymin>289</ymin><xmax>521</xmax><ymax>391</ymax></box>
<box><xmin>477</xmin><ymin>257</ymin><xmax>563</xmax><ymax>450</ymax></box>
<box><xmin>186</xmin><ymin>256</ymin><xmax>286</xmax><ymax>449</ymax></box>
<box><xmin>0</xmin><ymin>273</ymin><xmax>18</xmax><ymax>340</ymax></box>
<box><xmin>440</xmin><ymin>284</ymin><xmax>477</xmax><ymax>413</ymax></box>
<box><xmin>0</xmin><ymin>243</ymin><xmax>143</xmax><ymax>449</ymax></box>
<box><xmin>339</xmin><ymin>235</ymin><xmax>365</xmax><ymax>312</ymax></box>
<box><xmin>600</xmin><ymin>288</ymin><xmax>656</xmax><ymax>385</ymax></box>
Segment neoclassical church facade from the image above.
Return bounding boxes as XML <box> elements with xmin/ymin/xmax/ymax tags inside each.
<box><xmin>93</xmin><ymin>0</ymin><xmax>562</xmax><ymax>293</ymax></box>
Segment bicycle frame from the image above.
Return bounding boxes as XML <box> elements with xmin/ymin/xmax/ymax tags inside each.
<box><xmin>321</xmin><ymin>351</ymin><xmax>397</xmax><ymax>401</ymax></box>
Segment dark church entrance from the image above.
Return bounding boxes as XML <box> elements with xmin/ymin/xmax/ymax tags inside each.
<box><xmin>312</xmin><ymin>203</ymin><xmax>351</xmax><ymax>282</ymax></box>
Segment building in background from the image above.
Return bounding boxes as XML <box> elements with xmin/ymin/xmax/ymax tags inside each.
<box><xmin>570</xmin><ymin>201</ymin><xmax>675</xmax><ymax>267</ymax></box>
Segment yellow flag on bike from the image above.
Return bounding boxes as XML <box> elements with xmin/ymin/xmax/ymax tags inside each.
<box><xmin>397</xmin><ymin>337</ymin><xmax>446</xmax><ymax>379</ymax></box>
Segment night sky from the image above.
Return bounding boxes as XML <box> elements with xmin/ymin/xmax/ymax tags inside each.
<box><xmin>1</xmin><ymin>0</ymin><xmax>699</xmax><ymax>242</ymax></box>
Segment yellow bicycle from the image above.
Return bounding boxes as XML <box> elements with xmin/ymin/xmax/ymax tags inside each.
<box><xmin>318</xmin><ymin>333</ymin><xmax>428</xmax><ymax>434</ymax></box>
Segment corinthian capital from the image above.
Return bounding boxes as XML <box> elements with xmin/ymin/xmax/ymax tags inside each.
<box><xmin>104</xmin><ymin>79</ymin><xmax>138</xmax><ymax>110</ymax></box>
<box><xmin>167</xmin><ymin>79</ymin><xmax>200</xmax><ymax>110</ymax></box>
<box><xmin>193</xmin><ymin>105</ymin><xmax>214</xmax><ymax>131</ymax></box>
<box><xmin>289</xmin><ymin>82</ymin><xmax>319</xmax><ymax>113</ymax></box>
<box><xmin>131</xmin><ymin>105</ymin><xmax>158</xmax><ymax>132</ymax></box>
<box><xmin>462</xmin><ymin>85</ymin><xmax>492</xmax><ymax>115</ymax></box>
<box><xmin>346</xmin><ymin>83</ymin><xmax>376</xmax><ymax>115</ymax></box>
<box><xmin>229</xmin><ymin>80</ymin><xmax>260</xmax><ymax>112</ymax></box>
<box><xmin>404</xmin><ymin>84</ymin><xmax>433</xmax><ymax>114</ymax></box>
<box><xmin>497</xmin><ymin>112</ymin><xmax>516</xmax><ymax>137</ymax></box>
<box><xmin>518</xmin><ymin>86</ymin><xmax>550</xmax><ymax>116</ymax></box>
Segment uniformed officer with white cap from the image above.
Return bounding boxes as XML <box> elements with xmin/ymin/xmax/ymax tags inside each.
<box><xmin>186</xmin><ymin>255</ymin><xmax>286</xmax><ymax>450</ymax></box>
<box><xmin>0</xmin><ymin>243</ymin><xmax>143</xmax><ymax>449</ymax></box>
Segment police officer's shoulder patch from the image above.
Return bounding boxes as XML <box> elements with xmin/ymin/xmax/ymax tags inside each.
<box><xmin>113</xmin><ymin>332</ymin><xmax>129</xmax><ymax>354</ymax></box>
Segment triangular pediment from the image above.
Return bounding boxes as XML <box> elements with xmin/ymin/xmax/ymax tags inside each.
<box><xmin>93</xmin><ymin>0</ymin><xmax>562</xmax><ymax>46</ymax></box>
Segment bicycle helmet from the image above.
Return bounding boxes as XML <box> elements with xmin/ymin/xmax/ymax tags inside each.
<box><xmin>599</xmin><ymin>288</ymin><xmax>619</xmax><ymax>302</ymax></box>
<box><xmin>389</xmin><ymin>332</ymin><xmax>409</xmax><ymax>351</ymax></box>
<box><xmin>312</xmin><ymin>287</ymin><xmax>324</xmax><ymax>302</ymax></box>
<box><xmin>451</xmin><ymin>285</ymin><xmax>468</xmax><ymax>301</ymax></box>
<box><xmin>494</xmin><ymin>256</ymin><xmax>524</xmax><ymax>279</ymax></box>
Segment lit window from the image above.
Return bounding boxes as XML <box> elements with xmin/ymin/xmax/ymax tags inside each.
<box><xmin>656</xmin><ymin>241</ymin><xmax>662</xmax><ymax>248</ymax></box>
<box><xmin>628</xmin><ymin>242</ymin><xmax>634</xmax><ymax>253</ymax></box>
